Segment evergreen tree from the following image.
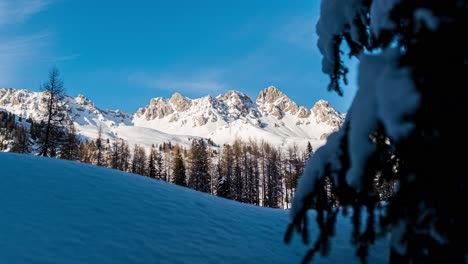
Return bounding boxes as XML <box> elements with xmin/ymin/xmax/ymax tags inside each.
<box><xmin>172</xmin><ymin>145</ymin><xmax>186</xmax><ymax>186</ymax></box>
<box><xmin>286</xmin><ymin>1</ymin><xmax>467</xmax><ymax>263</ymax></box>
<box><xmin>217</xmin><ymin>144</ymin><xmax>233</xmax><ymax>199</ymax></box>
<box><xmin>305</xmin><ymin>141</ymin><xmax>313</xmax><ymax>160</ymax></box>
<box><xmin>155</xmin><ymin>150</ymin><xmax>165</xmax><ymax>180</ymax></box>
<box><xmin>59</xmin><ymin>123</ymin><xmax>79</xmax><ymax>160</ymax></box>
<box><xmin>95</xmin><ymin>125</ymin><xmax>104</xmax><ymax>166</ymax></box>
<box><xmin>148</xmin><ymin>144</ymin><xmax>156</xmax><ymax>178</ymax></box>
<box><xmin>188</xmin><ymin>139</ymin><xmax>210</xmax><ymax>193</ymax></box>
<box><xmin>119</xmin><ymin>139</ymin><xmax>131</xmax><ymax>172</ymax></box>
<box><xmin>11</xmin><ymin>125</ymin><xmax>31</xmax><ymax>153</ymax></box>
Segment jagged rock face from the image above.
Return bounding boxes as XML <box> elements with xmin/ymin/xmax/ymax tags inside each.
<box><xmin>0</xmin><ymin>88</ymin><xmax>48</xmax><ymax>119</ymax></box>
<box><xmin>218</xmin><ymin>90</ymin><xmax>258</xmax><ymax>118</ymax></box>
<box><xmin>195</xmin><ymin>116</ymin><xmax>207</xmax><ymax>126</ymax></box>
<box><xmin>75</xmin><ymin>94</ymin><xmax>95</xmax><ymax>107</ymax></box>
<box><xmin>256</xmin><ymin>86</ymin><xmax>311</xmax><ymax>119</ymax></box>
<box><xmin>297</xmin><ymin>107</ymin><xmax>311</xmax><ymax>118</ymax></box>
<box><xmin>1</xmin><ymin>88</ymin><xmax>33</xmax><ymax>107</ymax></box>
<box><xmin>142</xmin><ymin>98</ymin><xmax>174</xmax><ymax>120</ymax></box>
<box><xmin>136</xmin><ymin>90</ymin><xmax>264</xmax><ymax>126</ymax></box>
<box><xmin>136</xmin><ymin>93</ymin><xmax>191</xmax><ymax>121</ymax></box>
<box><xmin>134</xmin><ymin>87</ymin><xmax>344</xmax><ymax>136</ymax></box>
<box><xmin>312</xmin><ymin>100</ymin><xmax>343</xmax><ymax>128</ymax></box>
<box><xmin>169</xmin><ymin>93</ymin><xmax>191</xmax><ymax>112</ymax></box>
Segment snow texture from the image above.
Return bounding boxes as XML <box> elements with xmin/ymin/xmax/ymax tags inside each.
<box><xmin>345</xmin><ymin>59</ymin><xmax>379</xmax><ymax>191</ymax></box>
<box><xmin>291</xmin><ymin>46</ymin><xmax>419</xmax><ymax>201</ymax></box>
<box><xmin>292</xmin><ymin>46</ymin><xmax>419</xmax><ymax>200</ymax></box>
<box><xmin>290</xmin><ymin>129</ymin><xmax>347</xmax><ymax>219</ymax></box>
<box><xmin>0</xmin><ymin>153</ymin><xmax>388</xmax><ymax>263</ymax></box>
<box><xmin>316</xmin><ymin>0</ymin><xmax>367</xmax><ymax>74</ymax></box>
<box><xmin>370</xmin><ymin>0</ymin><xmax>401</xmax><ymax>36</ymax></box>
<box><xmin>366</xmin><ymin>48</ymin><xmax>420</xmax><ymax>141</ymax></box>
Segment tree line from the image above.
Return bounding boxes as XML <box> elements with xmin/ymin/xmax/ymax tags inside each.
<box><xmin>1</xmin><ymin>108</ymin><xmax>315</xmax><ymax>208</ymax></box>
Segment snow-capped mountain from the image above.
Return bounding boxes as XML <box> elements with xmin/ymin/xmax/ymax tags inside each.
<box><xmin>0</xmin><ymin>86</ymin><xmax>344</xmax><ymax>150</ymax></box>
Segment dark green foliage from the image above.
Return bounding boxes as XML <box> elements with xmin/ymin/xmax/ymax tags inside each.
<box><xmin>59</xmin><ymin>124</ymin><xmax>80</xmax><ymax>160</ymax></box>
<box><xmin>11</xmin><ymin>125</ymin><xmax>31</xmax><ymax>153</ymax></box>
<box><xmin>188</xmin><ymin>139</ymin><xmax>211</xmax><ymax>193</ymax></box>
<box><xmin>172</xmin><ymin>146</ymin><xmax>186</xmax><ymax>186</ymax></box>
<box><xmin>95</xmin><ymin>125</ymin><xmax>104</xmax><ymax>166</ymax></box>
<box><xmin>305</xmin><ymin>141</ymin><xmax>313</xmax><ymax>161</ymax></box>
<box><xmin>148</xmin><ymin>144</ymin><xmax>156</xmax><ymax>178</ymax></box>
<box><xmin>217</xmin><ymin>144</ymin><xmax>233</xmax><ymax>199</ymax></box>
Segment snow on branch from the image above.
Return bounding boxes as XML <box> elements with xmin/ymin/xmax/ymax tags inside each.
<box><xmin>291</xmin><ymin>46</ymin><xmax>419</xmax><ymax>219</ymax></box>
<box><xmin>290</xmin><ymin>127</ymin><xmax>347</xmax><ymax>220</ymax></box>
<box><xmin>369</xmin><ymin>0</ymin><xmax>401</xmax><ymax>37</ymax></box>
<box><xmin>316</xmin><ymin>0</ymin><xmax>370</xmax><ymax>95</ymax></box>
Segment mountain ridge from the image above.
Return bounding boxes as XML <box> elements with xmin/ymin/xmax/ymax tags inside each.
<box><xmin>0</xmin><ymin>86</ymin><xmax>344</xmax><ymax>150</ymax></box>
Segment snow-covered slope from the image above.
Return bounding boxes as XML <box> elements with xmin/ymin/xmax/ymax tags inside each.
<box><xmin>0</xmin><ymin>153</ymin><xmax>388</xmax><ymax>263</ymax></box>
<box><xmin>0</xmin><ymin>86</ymin><xmax>344</xmax><ymax>150</ymax></box>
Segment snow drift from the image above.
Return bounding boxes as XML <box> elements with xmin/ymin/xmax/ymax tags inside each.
<box><xmin>0</xmin><ymin>153</ymin><xmax>387</xmax><ymax>263</ymax></box>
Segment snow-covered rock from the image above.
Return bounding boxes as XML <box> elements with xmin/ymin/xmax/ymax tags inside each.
<box><xmin>0</xmin><ymin>86</ymin><xmax>344</xmax><ymax>150</ymax></box>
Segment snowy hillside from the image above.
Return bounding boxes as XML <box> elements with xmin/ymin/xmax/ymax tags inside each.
<box><xmin>0</xmin><ymin>153</ymin><xmax>388</xmax><ymax>263</ymax></box>
<box><xmin>0</xmin><ymin>86</ymin><xmax>344</xmax><ymax>150</ymax></box>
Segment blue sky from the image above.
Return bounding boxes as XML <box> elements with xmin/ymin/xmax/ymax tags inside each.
<box><xmin>0</xmin><ymin>0</ymin><xmax>357</xmax><ymax>113</ymax></box>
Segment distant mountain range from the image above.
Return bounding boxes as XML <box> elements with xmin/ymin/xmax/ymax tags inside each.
<box><xmin>0</xmin><ymin>86</ymin><xmax>344</xmax><ymax>150</ymax></box>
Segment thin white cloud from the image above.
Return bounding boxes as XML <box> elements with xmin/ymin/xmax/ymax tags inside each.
<box><xmin>274</xmin><ymin>16</ymin><xmax>319</xmax><ymax>51</ymax></box>
<box><xmin>0</xmin><ymin>32</ymin><xmax>50</xmax><ymax>58</ymax></box>
<box><xmin>0</xmin><ymin>32</ymin><xmax>51</xmax><ymax>85</ymax></box>
<box><xmin>0</xmin><ymin>0</ymin><xmax>52</xmax><ymax>26</ymax></box>
<box><xmin>0</xmin><ymin>1</ymin><xmax>80</xmax><ymax>87</ymax></box>
<box><xmin>131</xmin><ymin>70</ymin><xmax>227</xmax><ymax>94</ymax></box>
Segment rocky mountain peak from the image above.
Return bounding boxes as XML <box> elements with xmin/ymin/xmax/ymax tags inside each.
<box><xmin>256</xmin><ymin>86</ymin><xmax>285</xmax><ymax>105</ymax></box>
<box><xmin>221</xmin><ymin>90</ymin><xmax>249</xmax><ymax>101</ymax></box>
<box><xmin>311</xmin><ymin>100</ymin><xmax>343</xmax><ymax>128</ymax></box>
<box><xmin>217</xmin><ymin>90</ymin><xmax>257</xmax><ymax>118</ymax></box>
<box><xmin>169</xmin><ymin>93</ymin><xmax>191</xmax><ymax>112</ymax></box>
<box><xmin>0</xmin><ymin>88</ymin><xmax>34</xmax><ymax>107</ymax></box>
<box><xmin>75</xmin><ymin>94</ymin><xmax>95</xmax><ymax>107</ymax></box>
<box><xmin>256</xmin><ymin>86</ymin><xmax>310</xmax><ymax>119</ymax></box>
